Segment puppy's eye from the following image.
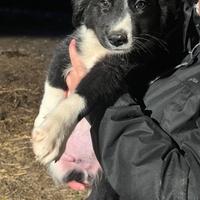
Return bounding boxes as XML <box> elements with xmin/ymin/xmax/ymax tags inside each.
<box><xmin>135</xmin><ymin>0</ymin><xmax>147</xmax><ymax>10</ymax></box>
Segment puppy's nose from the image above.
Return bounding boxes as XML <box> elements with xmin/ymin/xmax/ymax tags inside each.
<box><xmin>63</xmin><ymin>170</ymin><xmax>85</xmax><ymax>183</ymax></box>
<box><xmin>108</xmin><ymin>32</ymin><xmax>128</xmax><ymax>47</ymax></box>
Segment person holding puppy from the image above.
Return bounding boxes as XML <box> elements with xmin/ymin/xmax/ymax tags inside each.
<box><xmin>66</xmin><ymin>0</ymin><xmax>200</xmax><ymax>199</ymax></box>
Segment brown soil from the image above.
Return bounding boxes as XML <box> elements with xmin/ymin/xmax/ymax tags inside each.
<box><xmin>0</xmin><ymin>36</ymin><xmax>86</xmax><ymax>200</ymax></box>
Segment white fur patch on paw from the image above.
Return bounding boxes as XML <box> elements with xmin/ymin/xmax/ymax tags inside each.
<box><xmin>32</xmin><ymin>93</ymin><xmax>86</xmax><ymax>165</ymax></box>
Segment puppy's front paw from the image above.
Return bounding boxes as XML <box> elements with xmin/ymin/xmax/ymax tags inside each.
<box><xmin>32</xmin><ymin>93</ymin><xmax>86</xmax><ymax>165</ymax></box>
<box><xmin>32</xmin><ymin>116</ymin><xmax>66</xmax><ymax>165</ymax></box>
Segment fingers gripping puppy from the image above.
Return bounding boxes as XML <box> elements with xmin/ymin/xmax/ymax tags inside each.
<box><xmin>32</xmin><ymin>0</ymin><xmax>184</xmax><ymax>164</ymax></box>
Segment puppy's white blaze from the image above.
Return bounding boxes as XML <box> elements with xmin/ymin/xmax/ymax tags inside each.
<box><xmin>111</xmin><ymin>12</ymin><xmax>133</xmax><ymax>49</ymax></box>
<box><xmin>78</xmin><ymin>25</ymin><xmax>111</xmax><ymax>69</ymax></box>
<box><xmin>34</xmin><ymin>81</ymin><xmax>65</xmax><ymax>128</ymax></box>
<box><xmin>112</xmin><ymin>12</ymin><xmax>132</xmax><ymax>34</ymax></box>
<box><xmin>112</xmin><ymin>0</ymin><xmax>131</xmax><ymax>32</ymax></box>
<box><xmin>111</xmin><ymin>0</ymin><xmax>132</xmax><ymax>50</ymax></box>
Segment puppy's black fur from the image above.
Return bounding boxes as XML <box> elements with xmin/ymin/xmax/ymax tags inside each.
<box><xmin>48</xmin><ymin>0</ymin><xmax>185</xmax><ymax>105</ymax></box>
<box><xmin>36</xmin><ymin>0</ymin><xmax>186</xmax><ymax>198</ymax></box>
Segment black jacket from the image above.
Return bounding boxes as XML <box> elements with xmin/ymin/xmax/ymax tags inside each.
<box><xmin>88</xmin><ymin>1</ymin><xmax>200</xmax><ymax>199</ymax></box>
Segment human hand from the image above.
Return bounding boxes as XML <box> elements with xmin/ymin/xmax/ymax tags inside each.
<box><xmin>66</xmin><ymin>39</ymin><xmax>87</xmax><ymax>95</ymax></box>
<box><xmin>65</xmin><ymin>40</ymin><xmax>93</xmax><ymax>191</ymax></box>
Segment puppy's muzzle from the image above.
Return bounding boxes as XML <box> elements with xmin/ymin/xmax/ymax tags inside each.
<box><xmin>107</xmin><ymin>31</ymin><xmax>128</xmax><ymax>47</ymax></box>
<box><xmin>63</xmin><ymin>169</ymin><xmax>95</xmax><ymax>186</ymax></box>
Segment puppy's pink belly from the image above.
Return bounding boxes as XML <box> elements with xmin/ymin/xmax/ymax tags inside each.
<box><xmin>59</xmin><ymin>118</ymin><xmax>100</xmax><ymax>172</ymax></box>
<box><xmin>50</xmin><ymin>118</ymin><xmax>101</xmax><ymax>190</ymax></box>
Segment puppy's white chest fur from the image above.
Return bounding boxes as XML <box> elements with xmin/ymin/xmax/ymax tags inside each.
<box><xmin>78</xmin><ymin>26</ymin><xmax>111</xmax><ymax>70</ymax></box>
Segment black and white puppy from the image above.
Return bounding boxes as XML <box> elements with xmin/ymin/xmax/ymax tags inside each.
<box><xmin>32</xmin><ymin>0</ymin><xmax>184</xmax><ymax>164</ymax></box>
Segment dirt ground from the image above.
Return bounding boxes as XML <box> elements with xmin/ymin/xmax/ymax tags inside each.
<box><xmin>0</xmin><ymin>36</ymin><xmax>86</xmax><ymax>200</ymax></box>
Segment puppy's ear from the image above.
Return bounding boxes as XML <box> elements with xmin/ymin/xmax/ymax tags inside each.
<box><xmin>71</xmin><ymin>0</ymin><xmax>90</xmax><ymax>27</ymax></box>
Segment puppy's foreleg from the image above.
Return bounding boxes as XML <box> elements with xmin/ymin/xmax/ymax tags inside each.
<box><xmin>34</xmin><ymin>81</ymin><xmax>66</xmax><ymax>128</ymax></box>
<box><xmin>32</xmin><ymin>92</ymin><xmax>85</xmax><ymax>164</ymax></box>
<box><xmin>32</xmin><ymin>59</ymin><xmax>131</xmax><ymax>165</ymax></box>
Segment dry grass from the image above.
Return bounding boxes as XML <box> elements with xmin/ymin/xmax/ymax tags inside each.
<box><xmin>0</xmin><ymin>37</ymin><xmax>86</xmax><ymax>200</ymax></box>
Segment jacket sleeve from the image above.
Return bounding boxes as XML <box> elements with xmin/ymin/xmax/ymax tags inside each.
<box><xmin>90</xmin><ymin>93</ymin><xmax>200</xmax><ymax>200</ymax></box>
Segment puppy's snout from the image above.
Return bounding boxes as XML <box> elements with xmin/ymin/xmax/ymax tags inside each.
<box><xmin>63</xmin><ymin>170</ymin><xmax>85</xmax><ymax>183</ymax></box>
<box><xmin>108</xmin><ymin>31</ymin><xmax>128</xmax><ymax>47</ymax></box>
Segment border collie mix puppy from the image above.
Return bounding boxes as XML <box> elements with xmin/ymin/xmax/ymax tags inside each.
<box><xmin>32</xmin><ymin>0</ymin><xmax>184</xmax><ymax>164</ymax></box>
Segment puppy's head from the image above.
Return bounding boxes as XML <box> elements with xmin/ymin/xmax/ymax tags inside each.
<box><xmin>72</xmin><ymin>0</ymin><xmax>183</xmax><ymax>53</ymax></box>
<box><xmin>73</xmin><ymin>0</ymin><xmax>181</xmax><ymax>51</ymax></box>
